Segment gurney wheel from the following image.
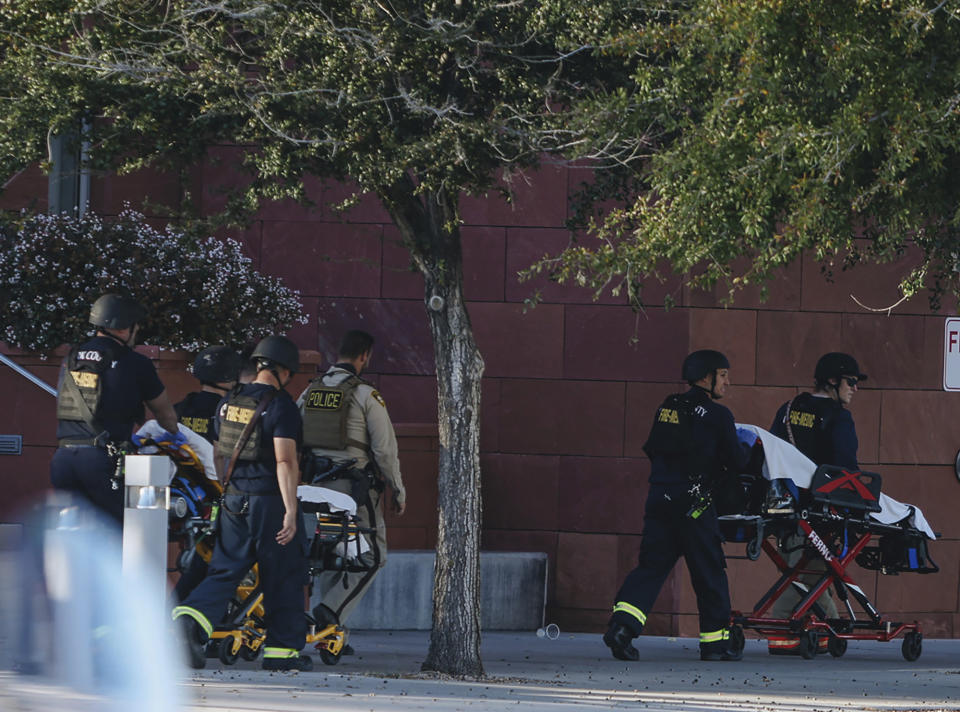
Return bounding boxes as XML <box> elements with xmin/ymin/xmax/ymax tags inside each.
<box><xmin>745</xmin><ymin>538</ymin><xmax>762</xmax><ymax>561</ymax></box>
<box><xmin>239</xmin><ymin>644</ymin><xmax>262</xmax><ymax>662</ymax></box>
<box><xmin>319</xmin><ymin>648</ymin><xmax>342</xmax><ymax>666</ymax></box>
<box><xmin>902</xmin><ymin>631</ymin><xmax>922</xmax><ymax>662</ymax></box>
<box><xmin>797</xmin><ymin>631</ymin><xmax>818</xmax><ymax>660</ymax></box>
<box><xmin>218</xmin><ymin>637</ymin><xmax>240</xmax><ymax>665</ymax></box>
<box><xmin>729</xmin><ymin>625</ymin><xmax>745</xmax><ymax>656</ymax></box>
<box><xmin>827</xmin><ymin>636</ymin><xmax>847</xmax><ymax>658</ymax></box>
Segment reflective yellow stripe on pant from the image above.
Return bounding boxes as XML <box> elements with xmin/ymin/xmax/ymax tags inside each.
<box><xmin>699</xmin><ymin>629</ymin><xmax>729</xmax><ymax>644</ymax></box>
<box><xmin>612</xmin><ymin>601</ymin><xmax>647</xmax><ymax>627</ymax></box>
<box><xmin>172</xmin><ymin>605</ymin><xmax>213</xmax><ymax>638</ymax></box>
<box><xmin>263</xmin><ymin>647</ymin><xmax>299</xmax><ymax>659</ymax></box>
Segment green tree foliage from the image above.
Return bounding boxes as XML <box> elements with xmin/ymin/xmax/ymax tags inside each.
<box><xmin>541</xmin><ymin>1</ymin><xmax>960</xmax><ymax>309</ymax></box>
<box><xmin>0</xmin><ymin>1</ymin><xmax>646</xmax><ymax>675</ymax></box>
<box><xmin>0</xmin><ymin>209</ymin><xmax>305</xmax><ymax>351</ymax></box>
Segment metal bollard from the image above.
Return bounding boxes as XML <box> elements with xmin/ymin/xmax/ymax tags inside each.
<box><xmin>123</xmin><ymin>455</ymin><xmax>176</xmax><ymax>631</ymax></box>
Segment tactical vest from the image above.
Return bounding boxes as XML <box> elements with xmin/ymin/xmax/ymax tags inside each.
<box><xmin>643</xmin><ymin>393</ymin><xmax>710</xmax><ymax>479</ymax></box>
<box><xmin>783</xmin><ymin>393</ymin><xmax>841</xmax><ymax>466</ymax></box>
<box><xmin>56</xmin><ymin>341</ymin><xmax>117</xmax><ymax>426</ymax></box>
<box><xmin>216</xmin><ymin>389</ymin><xmax>266</xmax><ymax>462</ymax></box>
<box><xmin>302</xmin><ymin>374</ymin><xmax>370</xmax><ymax>451</ymax></box>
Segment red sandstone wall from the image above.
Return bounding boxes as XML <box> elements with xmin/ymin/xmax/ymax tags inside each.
<box><xmin>2</xmin><ymin>157</ymin><xmax>958</xmax><ymax>637</ymax></box>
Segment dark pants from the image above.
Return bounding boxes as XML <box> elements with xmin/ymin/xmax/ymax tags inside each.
<box><xmin>611</xmin><ymin>483</ymin><xmax>731</xmax><ymax>635</ymax></box>
<box><xmin>182</xmin><ymin>492</ymin><xmax>307</xmax><ymax>650</ymax></box>
<box><xmin>173</xmin><ymin>550</ymin><xmax>209</xmax><ymax>603</ymax></box>
<box><xmin>50</xmin><ymin>446</ymin><xmax>122</xmax><ymax>523</ymax></box>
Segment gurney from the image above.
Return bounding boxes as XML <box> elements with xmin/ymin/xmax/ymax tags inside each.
<box><xmin>718</xmin><ymin>426</ymin><xmax>938</xmax><ymax>661</ymax></box>
<box><xmin>133</xmin><ymin>420</ymin><xmax>221</xmax><ymax>574</ymax></box>
<box><xmin>298</xmin><ymin>483</ymin><xmax>377</xmax><ymax>665</ymax></box>
<box><xmin>133</xmin><ymin>425</ymin><xmax>367</xmax><ymax>665</ymax></box>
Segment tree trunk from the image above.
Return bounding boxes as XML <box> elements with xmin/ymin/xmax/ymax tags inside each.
<box><xmin>380</xmin><ymin>181</ymin><xmax>485</xmax><ymax>677</ymax></box>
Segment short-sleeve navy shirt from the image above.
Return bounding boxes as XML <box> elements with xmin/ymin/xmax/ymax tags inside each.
<box><xmin>175</xmin><ymin>390</ymin><xmax>223</xmax><ymax>444</ymax></box>
<box><xmin>770</xmin><ymin>394</ymin><xmax>859</xmax><ymax>469</ymax></box>
<box><xmin>648</xmin><ymin>387</ymin><xmax>748</xmax><ymax>487</ymax></box>
<box><xmin>56</xmin><ymin>335</ymin><xmax>165</xmax><ymax>443</ymax></box>
<box><xmin>214</xmin><ymin>382</ymin><xmax>303</xmax><ymax>494</ymax></box>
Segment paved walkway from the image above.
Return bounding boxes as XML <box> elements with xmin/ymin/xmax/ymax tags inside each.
<box><xmin>4</xmin><ymin>630</ymin><xmax>960</xmax><ymax>711</ymax></box>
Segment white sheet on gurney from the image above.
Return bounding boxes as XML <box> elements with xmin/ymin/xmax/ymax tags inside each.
<box><xmin>297</xmin><ymin>485</ymin><xmax>370</xmax><ymax>557</ymax></box>
<box><xmin>737</xmin><ymin>424</ymin><xmax>936</xmax><ymax>539</ymax></box>
<box><xmin>297</xmin><ymin>485</ymin><xmax>358</xmax><ymax>516</ymax></box>
<box><xmin>135</xmin><ymin>419</ymin><xmax>218</xmax><ymax>481</ymax></box>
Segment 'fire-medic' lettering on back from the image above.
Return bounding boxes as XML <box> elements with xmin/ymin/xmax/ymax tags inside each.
<box><xmin>225</xmin><ymin>404</ymin><xmax>254</xmax><ymax>425</ymax></box>
<box><xmin>789</xmin><ymin>410</ymin><xmax>816</xmax><ymax>428</ymax></box>
<box><xmin>180</xmin><ymin>416</ymin><xmax>209</xmax><ymax>435</ymax></box>
<box><xmin>658</xmin><ymin>408</ymin><xmax>680</xmax><ymax>424</ymax></box>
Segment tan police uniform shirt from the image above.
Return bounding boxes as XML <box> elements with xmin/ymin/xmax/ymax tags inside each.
<box><xmin>300</xmin><ymin>366</ymin><xmax>405</xmax><ymax>506</ymax></box>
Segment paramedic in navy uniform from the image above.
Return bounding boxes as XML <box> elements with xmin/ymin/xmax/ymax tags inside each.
<box><xmin>51</xmin><ymin>293</ymin><xmax>178</xmax><ymax>523</ymax></box>
<box><xmin>173</xmin><ymin>335</ymin><xmax>311</xmax><ymax>672</ymax></box>
<box><xmin>172</xmin><ymin>345</ymin><xmax>243</xmax><ymax>602</ymax></box>
<box><xmin>770</xmin><ymin>352</ymin><xmax>862</xmax><ymax>469</ymax></box>
<box><xmin>604</xmin><ymin>349</ymin><xmax>747</xmax><ymax>662</ymax></box>
<box><xmin>764</xmin><ymin>351</ymin><xmax>865</xmax><ymax>655</ymax></box>
<box><xmin>175</xmin><ymin>346</ymin><xmax>243</xmax><ymax>443</ymax></box>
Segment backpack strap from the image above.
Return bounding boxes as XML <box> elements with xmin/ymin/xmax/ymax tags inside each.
<box><xmin>783</xmin><ymin>396</ymin><xmax>799</xmax><ymax>448</ymax></box>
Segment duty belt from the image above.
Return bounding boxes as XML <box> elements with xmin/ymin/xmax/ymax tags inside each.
<box><xmin>59</xmin><ymin>438</ymin><xmax>106</xmax><ymax>448</ymax></box>
<box><xmin>225</xmin><ymin>484</ymin><xmax>282</xmax><ymax>497</ymax></box>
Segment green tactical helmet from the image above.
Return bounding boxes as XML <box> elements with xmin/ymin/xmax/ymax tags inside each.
<box><xmin>251</xmin><ymin>335</ymin><xmax>300</xmax><ymax>374</ymax></box>
<box><xmin>89</xmin><ymin>294</ymin><xmax>146</xmax><ymax>330</ymax></box>
<box><xmin>193</xmin><ymin>346</ymin><xmax>242</xmax><ymax>384</ymax></box>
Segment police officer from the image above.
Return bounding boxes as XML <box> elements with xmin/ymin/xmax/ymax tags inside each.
<box><xmin>604</xmin><ymin>350</ymin><xmax>747</xmax><ymax>662</ymax></box>
<box><xmin>175</xmin><ymin>346</ymin><xmax>243</xmax><ymax>443</ymax></box>
<box><xmin>173</xmin><ymin>335</ymin><xmax>311</xmax><ymax>671</ymax></box>
<box><xmin>172</xmin><ymin>345</ymin><xmax>243</xmax><ymax>602</ymax></box>
<box><xmin>299</xmin><ymin>330</ymin><xmax>406</xmax><ymax>632</ymax></box>
<box><xmin>765</xmin><ymin>352</ymin><xmax>866</xmax><ymax>655</ymax></box>
<box><xmin>51</xmin><ymin>293</ymin><xmax>179</xmax><ymax>522</ymax></box>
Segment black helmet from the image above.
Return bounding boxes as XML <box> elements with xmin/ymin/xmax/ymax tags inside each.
<box><xmin>89</xmin><ymin>293</ymin><xmax>146</xmax><ymax>330</ymax></box>
<box><xmin>192</xmin><ymin>346</ymin><xmax>242</xmax><ymax>384</ymax></box>
<box><xmin>814</xmin><ymin>352</ymin><xmax>867</xmax><ymax>386</ymax></box>
<box><xmin>682</xmin><ymin>349</ymin><xmax>730</xmax><ymax>384</ymax></box>
<box><xmin>251</xmin><ymin>335</ymin><xmax>300</xmax><ymax>374</ymax></box>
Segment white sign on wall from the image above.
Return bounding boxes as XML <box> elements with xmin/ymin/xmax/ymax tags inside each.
<box><xmin>944</xmin><ymin>318</ymin><xmax>960</xmax><ymax>391</ymax></box>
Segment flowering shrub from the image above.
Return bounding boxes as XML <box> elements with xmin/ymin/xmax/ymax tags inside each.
<box><xmin>0</xmin><ymin>209</ymin><xmax>306</xmax><ymax>352</ymax></box>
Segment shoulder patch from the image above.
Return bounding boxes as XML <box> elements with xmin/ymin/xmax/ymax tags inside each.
<box><xmin>370</xmin><ymin>390</ymin><xmax>386</xmax><ymax>408</ymax></box>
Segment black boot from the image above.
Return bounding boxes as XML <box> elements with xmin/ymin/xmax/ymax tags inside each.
<box><xmin>177</xmin><ymin>616</ymin><xmax>207</xmax><ymax>670</ymax></box>
<box><xmin>603</xmin><ymin>624</ymin><xmax>639</xmax><ymax>662</ymax></box>
<box><xmin>699</xmin><ymin>640</ymin><xmax>743</xmax><ymax>662</ymax></box>
<box><xmin>263</xmin><ymin>654</ymin><xmax>314</xmax><ymax>672</ymax></box>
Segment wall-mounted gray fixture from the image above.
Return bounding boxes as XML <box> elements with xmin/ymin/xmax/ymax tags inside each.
<box><xmin>0</xmin><ymin>435</ymin><xmax>22</xmax><ymax>455</ymax></box>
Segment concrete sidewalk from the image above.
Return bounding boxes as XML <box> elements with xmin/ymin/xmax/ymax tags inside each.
<box><xmin>4</xmin><ymin>630</ymin><xmax>959</xmax><ymax>711</ymax></box>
